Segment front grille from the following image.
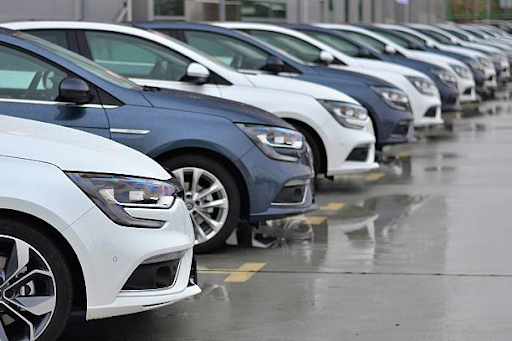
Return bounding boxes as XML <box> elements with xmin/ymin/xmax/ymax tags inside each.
<box><xmin>488</xmin><ymin>75</ymin><xmax>496</xmax><ymax>82</ymax></box>
<box><xmin>391</xmin><ymin>121</ymin><xmax>410</xmax><ymax>137</ymax></box>
<box><xmin>273</xmin><ymin>180</ymin><xmax>309</xmax><ymax>205</ymax></box>
<box><xmin>424</xmin><ymin>107</ymin><xmax>438</xmax><ymax>118</ymax></box>
<box><xmin>444</xmin><ymin>94</ymin><xmax>458</xmax><ymax>105</ymax></box>
<box><xmin>123</xmin><ymin>259</ymin><xmax>181</xmax><ymax>291</ymax></box>
<box><xmin>463</xmin><ymin>87</ymin><xmax>474</xmax><ymax>96</ymax></box>
<box><xmin>347</xmin><ymin>145</ymin><xmax>370</xmax><ymax>162</ymax></box>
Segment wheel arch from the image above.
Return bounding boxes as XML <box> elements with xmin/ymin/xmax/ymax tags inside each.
<box><xmin>282</xmin><ymin>118</ymin><xmax>328</xmax><ymax>175</ymax></box>
<box><xmin>0</xmin><ymin>208</ymin><xmax>87</xmax><ymax>311</ymax></box>
<box><xmin>154</xmin><ymin>147</ymin><xmax>251</xmax><ymax>220</ymax></box>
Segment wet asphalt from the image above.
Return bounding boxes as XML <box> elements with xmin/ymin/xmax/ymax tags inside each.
<box><xmin>61</xmin><ymin>91</ymin><xmax>512</xmax><ymax>340</ymax></box>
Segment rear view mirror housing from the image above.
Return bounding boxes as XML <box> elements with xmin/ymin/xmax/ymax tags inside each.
<box><xmin>319</xmin><ymin>51</ymin><xmax>335</xmax><ymax>65</ymax></box>
<box><xmin>184</xmin><ymin>63</ymin><xmax>210</xmax><ymax>85</ymax></box>
<box><xmin>59</xmin><ymin>78</ymin><xmax>94</xmax><ymax>105</ymax></box>
<box><xmin>385</xmin><ymin>45</ymin><xmax>397</xmax><ymax>54</ymax></box>
<box><xmin>266</xmin><ymin>56</ymin><xmax>285</xmax><ymax>74</ymax></box>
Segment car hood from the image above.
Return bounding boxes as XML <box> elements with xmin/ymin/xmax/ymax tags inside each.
<box><xmin>0</xmin><ymin>115</ymin><xmax>170</xmax><ymax>180</ymax></box>
<box><xmin>141</xmin><ymin>87</ymin><xmax>292</xmax><ymax>128</ymax></box>
<box><xmin>312</xmin><ymin>66</ymin><xmax>398</xmax><ymax>88</ymax></box>
<box><xmin>350</xmin><ymin>59</ymin><xmax>429</xmax><ymax>78</ymax></box>
<box><xmin>244</xmin><ymin>73</ymin><xmax>360</xmax><ymax>104</ymax></box>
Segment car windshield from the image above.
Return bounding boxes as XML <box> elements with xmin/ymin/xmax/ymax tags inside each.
<box><xmin>149</xmin><ymin>29</ymin><xmax>239</xmax><ymax>72</ymax></box>
<box><xmin>19</xmin><ymin>31</ymin><xmax>141</xmax><ymax>90</ymax></box>
<box><xmin>392</xmin><ymin>30</ymin><xmax>428</xmax><ymax>48</ymax></box>
<box><xmin>417</xmin><ymin>29</ymin><xmax>453</xmax><ymax>44</ymax></box>
<box><xmin>336</xmin><ymin>30</ymin><xmax>387</xmax><ymax>53</ymax></box>
<box><xmin>441</xmin><ymin>28</ymin><xmax>471</xmax><ymax>41</ymax></box>
<box><xmin>373</xmin><ymin>30</ymin><xmax>411</xmax><ymax>48</ymax></box>
<box><xmin>462</xmin><ymin>28</ymin><xmax>486</xmax><ymax>39</ymax></box>
<box><xmin>301</xmin><ymin>30</ymin><xmax>370</xmax><ymax>57</ymax></box>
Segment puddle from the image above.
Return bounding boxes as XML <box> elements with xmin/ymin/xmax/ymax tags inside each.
<box><xmin>424</xmin><ymin>166</ymin><xmax>457</xmax><ymax>172</ymax></box>
<box><xmin>226</xmin><ymin>195</ymin><xmax>429</xmax><ymax>251</ymax></box>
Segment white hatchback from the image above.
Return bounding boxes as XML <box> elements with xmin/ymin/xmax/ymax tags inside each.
<box><xmin>0</xmin><ymin>115</ymin><xmax>200</xmax><ymax>340</ymax></box>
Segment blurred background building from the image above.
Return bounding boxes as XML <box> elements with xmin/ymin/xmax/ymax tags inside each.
<box><xmin>0</xmin><ymin>0</ymin><xmax>510</xmax><ymax>24</ymax></box>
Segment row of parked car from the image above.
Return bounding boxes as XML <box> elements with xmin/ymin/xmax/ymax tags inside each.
<box><xmin>1</xmin><ymin>20</ymin><xmax>511</xmax><ymax>340</ymax></box>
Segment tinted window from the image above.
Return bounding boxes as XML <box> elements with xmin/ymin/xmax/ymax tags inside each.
<box><xmin>85</xmin><ymin>31</ymin><xmax>193</xmax><ymax>81</ymax></box>
<box><xmin>26</xmin><ymin>30</ymin><xmax>69</xmax><ymax>49</ymax></box>
<box><xmin>392</xmin><ymin>30</ymin><xmax>427</xmax><ymax>47</ymax></box>
<box><xmin>373</xmin><ymin>31</ymin><xmax>410</xmax><ymax>48</ymax></box>
<box><xmin>336</xmin><ymin>30</ymin><xmax>387</xmax><ymax>53</ymax></box>
<box><xmin>0</xmin><ymin>44</ymin><xmax>67</xmax><ymax>101</ymax></box>
<box><xmin>247</xmin><ymin>30</ymin><xmax>323</xmax><ymax>64</ymax></box>
<box><xmin>183</xmin><ymin>30</ymin><xmax>271</xmax><ymax>70</ymax></box>
<box><xmin>301</xmin><ymin>30</ymin><xmax>361</xmax><ymax>57</ymax></box>
<box><xmin>442</xmin><ymin>28</ymin><xmax>470</xmax><ymax>41</ymax></box>
<box><xmin>417</xmin><ymin>29</ymin><xmax>453</xmax><ymax>44</ymax></box>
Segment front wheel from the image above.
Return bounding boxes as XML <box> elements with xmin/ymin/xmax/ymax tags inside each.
<box><xmin>161</xmin><ymin>155</ymin><xmax>241</xmax><ymax>253</ymax></box>
<box><xmin>0</xmin><ymin>218</ymin><xmax>73</xmax><ymax>341</ymax></box>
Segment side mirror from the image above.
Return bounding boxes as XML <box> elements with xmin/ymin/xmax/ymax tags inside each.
<box><xmin>184</xmin><ymin>63</ymin><xmax>210</xmax><ymax>84</ymax></box>
<box><xmin>385</xmin><ymin>45</ymin><xmax>397</xmax><ymax>54</ymax></box>
<box><xmin>266</xmin><ymin>56</ymin><xmax>285</xmax><ymax>74</ymax></box>
<box><xmin>319</xmin><ymin>51</ymin><xmax>335</xmax><ymax>64</ymax></box>
<box><xmin>59</xmin><ymin>78</ymin><xmax>94</xmax><ymax>105</ymax></box>
<box><xmin>426</xmin><ymin>41</ymin><xmax>435</xmax><ymax>48</ymax></box>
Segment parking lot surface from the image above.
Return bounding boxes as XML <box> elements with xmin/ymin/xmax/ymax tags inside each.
<box><xmin>61</xmin><ymin>96</ymin><xmax>512</xmax><ymax>340</ymax></box>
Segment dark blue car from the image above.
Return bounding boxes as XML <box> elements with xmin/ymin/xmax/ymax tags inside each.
<box><xmin>0</xmin><ymin>28</ymin><xmax>315</xmax><ymax>252</ymax></box>
<box><xmin>137</xmin><ymin>22</ymin><xmax>414</xmax><ymax>149</ymax></box>
<box><xmin>366</xmin><ymin>26</ymin><xmax>488</xmax><ymax>96</ymax></box>
<box><xmin>286</xmin><ymin>24</ymin><xmax>462</xmax><ymax>113</ymax></box>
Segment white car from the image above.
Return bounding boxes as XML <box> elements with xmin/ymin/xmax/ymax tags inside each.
<box><xmin>4</xmin><ymin>21</ymin><xmax>378</xmax><ymax>176</ymax></box>
<box><xmin>323</xmin><ymin>24</ymin><xmax>480</xmax><ymax>104</ymax></box>
<box><xmin>215</xmin><ymin>22</ymin><xmax>443</xmax><ymax>128</ymax></box>
<box><xmin>0</xmin><ymin>115</ymin><xmax>200</xmax><ymax>340</ymax></box>
<box><xmin>376</xmin><ymin>24</ymin><xmax>498</xmax><ymax>91</ymax></box>
<box><xmin>408</xmin><ymin>24</ymin><xmax>510</xmax><ymax>80</ymax></box>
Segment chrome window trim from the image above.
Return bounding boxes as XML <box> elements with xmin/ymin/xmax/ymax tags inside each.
<box><xmin>0</xmin><ymin>97</ymin><xmax>119</xmax><ymax>109</ymax></box>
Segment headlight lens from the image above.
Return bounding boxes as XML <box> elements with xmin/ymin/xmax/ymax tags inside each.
<box><xmin>318</xmin><ymin>100</ymin><xmax>368</xmax><ymax>130</ymax></box>
<box><xmin>468</xmin><ymin>59</ymin><xmax>485</xmax><ymax>73</ymax></box>
<box><xmin>237</xmin><ymin>124</ymin><xmax>304</xmax><ymax>162</ymax></box>
<box><xmin>407</xmin><ymin>76</ymin><xmax>440</xmax><ymax>95</ymax></box>
<box><xmin>477</xmin><ymin>57</ymin><xmax>493</xmax><ymax>69</ymax></box>
<box><xmin>67</xmin><ymin>173</ymin><xmax>184</xmax><ymax>228</ymax></box>
<box><xmin>450</xmin><ymin>64</ymin><xmax>472</xmax><ymax>79</ymax></box>
<box><xmin>371</xmin><ymin>86</ymin><xmax>410</xmax><ymax>111</ymax></box>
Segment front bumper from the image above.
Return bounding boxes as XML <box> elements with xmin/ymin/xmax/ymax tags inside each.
<box><xmin>237</xmin><ymin>146</ymin><xmax>316</xmax><ymax>223</ymax></box>
<box><xmin>63</xmin><ymin>200</ymin><xmax>200</xmax><ymax>320</ymax></box>
<box><xmin>438</xmin><ymin>83</ymin><xmax>462</xmax><ymax>112</ymax></box>
<box><xmin>457</xmin><ymin>75</ymin><xmax>478</xmax><ymax>103</ymax></box>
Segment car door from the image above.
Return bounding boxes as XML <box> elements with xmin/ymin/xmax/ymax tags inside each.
<box><xmin>77</xmin><ymin>30</ymin><xmax>222</xmax><ymax>97</ymax></box>
<box><xmin>0</xmin><ymin>42</ymin><xmax>110</xmax><ymax>137</ymax></box>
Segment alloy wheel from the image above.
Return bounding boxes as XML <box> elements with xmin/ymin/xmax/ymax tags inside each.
<box><xmin>172</xmin><ymin>167</ymin><xmax>229</xmax><ymax>244</ymax></box>
<box><xmin>0</xmin><ymin>235</ymin><xmax>56</xmax><ymax>341</ymax></box>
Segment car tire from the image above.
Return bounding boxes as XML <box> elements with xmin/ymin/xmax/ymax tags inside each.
<box><xmin>0</xmin><ymin>218</ymin><xmax>73</xmax><ymax>341</ymax></box>
<box><xmin>161</xmin><ymin>154</ymin><xmax>241</xmax><ymax>253</ymax></box>
<box><xmin>293</xmin><ymin>125</ymin><xmax>322</xmax><ymax>176</ymax></box>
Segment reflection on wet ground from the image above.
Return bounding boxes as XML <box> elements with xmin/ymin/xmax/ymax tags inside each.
<box><xmin>60</xmin><ymin>88</ymin><xmax>512</xmax><ymax>340</ymax></box>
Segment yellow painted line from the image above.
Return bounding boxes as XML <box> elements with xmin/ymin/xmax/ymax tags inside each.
<box><xmin>364</xmin><ymin>172</ymin><xmax>385</xmax><ymax>182</ymax></box>
<box><xmin>320</xmin><ymin>203</ymin><xmax>346</xmax><ymax>211</ymax></box>
<box><xmin>224</xmin><ymin>263</ymin><xmax>266</xmax><ymax>282</ymax></box>
<box><xmin>198</xmin><ymin>262</ymin><xmax>266</xmax><ymax>283</ymax></box>
<box><xmin>303</xmin><ymin>216</ymin><xmax>327</xmax><ymax>225</ymax></box>
<box><xmin>399</xmin><ymin>152</ymin><xmax>412</xmax><ymax>158</ymax></box>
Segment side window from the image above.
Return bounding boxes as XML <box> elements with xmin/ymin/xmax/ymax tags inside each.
<box><xmin>302</xmin><ymin>31</ymin><xmax>360</xmax><ymax>57</ymax></box>
<box><xmin>340</xmin><ymin>31</ymin><xmax>387</xmax><ymax>53</ymax></box>
<box><xmin>84</xmin><ymin>31</ymin><xmax>193</xmax><ymax>82</ymax></box>
<box><xmin>247</xmin><ymin>30</ymin><xmax>322</xmax><ymax>64</ymax></box>
<box><xmin>0</xmin><ymin>45</ymin><xmax>68</xmax><ymax>101</ymax></box>
<box><xmin>25</xmin><ymin>30</ymin><xmax>69</xmax><ymax>49</ymax></box>
<box><xmin>183</xmin><ymin>30</ymin><xmax>271</xmax><ymax>70</ymax></box>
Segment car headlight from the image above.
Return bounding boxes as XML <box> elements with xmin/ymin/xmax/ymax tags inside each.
<box><xmin>490</xmin><ymin>53</ymin><xmax>505</xmax><ymax>64</ymax></box>
<box><xmin>449</xmin><ymin>64</ymin><xmax>472</xmax><ymax>79</ymax></box>
<box><xmin>67</xmin><ymin>173</ymin><xmax>184</xmax><ymax>228</ymax></box>
<box><xmin>468</xmin><ymin>60</ymin><xmax>485</xmax><ymax>74</ymax></box>
<box><xmin>407</xmin><ymin>76</ymin><xmax>440</xmax><ymax>95</ymax></box>
<box><xmin>237</xmin><ymin>124</ymin><xmax>304</xmax><ymax>162</ymax></box>
<box><xmin>371</xmin><ymin>86</ymin><xmax>410</xmax><ymax>111</ymax></box>
<box><xmin>477</xmin><ymin>57</ymin><xmax>493</xmax><ymax>69</ymax></box>
<box><xmin>318</xmin><ymin>100</ymin><xmax>368</xmax><ymax>130</ymax></box>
